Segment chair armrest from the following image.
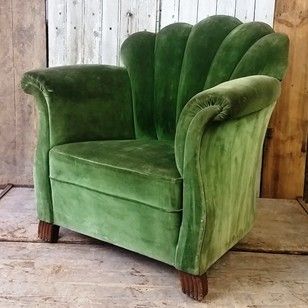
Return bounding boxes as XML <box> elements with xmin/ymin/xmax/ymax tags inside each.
<box><xmin>21</xmin><ymin>64</ymin><xmax>134</xmax><ymax>146</ymax></box>
<box><xmin>21</xmin><ymin>64</ymin><xmax>134</xmax><ymax>223</ymax></box>
<box><xmin>174</xmin><ymin>75</ymin><xmax>281</xmax><ymax>275</ymax></box>
<box><xmin>175</xmin><ymin>75</ymin><xmax>281</xmax><ymax>174</ymax></box>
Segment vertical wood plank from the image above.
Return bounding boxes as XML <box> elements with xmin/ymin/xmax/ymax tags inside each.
<box><xmin>118</xmin><ymin>0</ymin><xmax>133</xmax><ymax>55</ymax></box>
<box><xmin>135</xmin><ymin>0</ymin><xmax>158</xmax><ymax>32</ymax></box>
<box><xmin>48</xmin><ymin>0</ymin><xmax>67</xmax><ymax>66</ymax></box>
<box><xmin>0</xmin><ymin>0</ymin><xmax>16</xmax><ymax>183</ymax></box>
<box><xmin>101</xmin><ymin>0</ymin><xmax>120</xmax><ymax>65</ymax></box>
<box><xmin>66</xmin><ymin>0</ymin><xmax>84</xmax><ymax>64</ymax></box>
<box><xmin>254</xmin><ymin>0</ymin><xmax>275</xmax><ymax>26</ymax></box>
<box><xmin>0</xmin><ymin>0</ymin><xmax>46</xmax><ymax>185</ymax></box>
<box><xmin>261</xmin><ymin>0</ymin><xmax>308</xmax><ymax>198</ymax></box>
<box><xmin>160</xmin><ymin>0</ymin><xmax>180</xmax><ymax>29</ymax></box>
<box><xmin>83</xmin><ymin>0</ymin><xmax>103</xmax><ymax>64</ymax></box>
<box><xmin>12</xmin><ymin>0</ymin><xmax>46</xmax><ymax>184</ymax></box>
<box><xmin>118</xmin><ymin>0</ymin><xmax>158</xmax><ymax>64</ymax></box>
<box><xmin>197</xmin><ymin>0</ymin><xmax>217</xmax><ymax>21</ymax></box>
<box><xmin>235</xmin><ymin>0</ymin><xmax>255</xmax><ymax>22</ymax></box>
<box><xmin>216</xmin><ymin>0</ymin><xmax>236</xmax><ymax>16</ymax></box>
<box><xmin>47</xmin><ymin>0</ymin><xmax>278</xmax><ymax>67</ymax></box>
<box><xmin>178</xmin><ymin>0</ymin><xmax>198</xmax><ymax>24</ymax></box>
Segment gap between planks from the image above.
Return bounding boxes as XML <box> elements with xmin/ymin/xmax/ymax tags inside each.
<box><xmin>0</xmin><ymin>239</ymin><xmax>306</xmax><ymax>256</ymax></box>
<box><xmin>297</xmin><ymin>197</ymin><xmax>308</xmax><ymax>215</ymax></box>
<box><xmin>0</xmin><ymin>184</ymin><xmax>13</xmax><ymax>200</ymax></box>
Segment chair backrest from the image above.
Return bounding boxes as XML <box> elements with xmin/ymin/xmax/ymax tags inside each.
<box><xmin>121</xmin><ymin>15</ymin><xmax>289</xmax><ymax>140</ymax></box>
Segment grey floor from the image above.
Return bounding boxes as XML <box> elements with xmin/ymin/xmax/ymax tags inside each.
<box><xmin>0</xmin><ymin>188</ymin><xmax>307</xmax><ymax>307</ymax></box>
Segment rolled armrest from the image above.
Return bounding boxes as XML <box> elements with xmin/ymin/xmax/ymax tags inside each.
<box><xmin>22</xmin><ymin>64</ymin><xmax>134</xmax><ymax>146</ymax></box>
<box><xmin>175</xmin><ymin>75</ymin><xmax>281</xmax><ymax>175</ymax></box>
<box><xmin>174</xmin><ymin>75</ymin><xmax>281</xmax><ymax>275</ymax></box>
<box><xmin>21</xmin><ymin>64</ymin><xmax>134</xmax><ymax>223</ymax></box>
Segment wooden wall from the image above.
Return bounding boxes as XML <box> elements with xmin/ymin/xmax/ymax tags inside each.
<box><xmin>0</xmin><ymin>1</ymin><xmax>46</xmax><ymax>186</ymax></box>
<box><xmin>48</xmin><ymin>0</ymin><xmax>276</xmax><ymax>67</ymax></box>
<box><xmin>261</xmin><ymin>0</ymin><xmax>308</xmax><ymax>198</ymax></box>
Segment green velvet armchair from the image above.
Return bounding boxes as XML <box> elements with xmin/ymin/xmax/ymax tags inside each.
<box><xmin>22</xmin><ymin>16</ymin><xmax>289</xmax><ymax>301</ymax></box>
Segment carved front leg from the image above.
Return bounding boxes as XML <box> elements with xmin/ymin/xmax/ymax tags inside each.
<box><xmin>38</xmin><ymin>220</ymin><xmax>59</xmax><ymax>243</ymax></box>
<box><xmin>179</xmin><ymin>271</ymin><xmax>208</xmax><ymax>301</ymax></box>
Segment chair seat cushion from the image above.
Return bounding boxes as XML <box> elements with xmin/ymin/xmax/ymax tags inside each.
<box><xmin>49</xmin><ymin>139</ymin><xmax>183</xmax><ymax>212</ymax></box>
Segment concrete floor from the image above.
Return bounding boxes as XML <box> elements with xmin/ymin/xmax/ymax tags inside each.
<box><xmin>0</xmin><ymin>188</ymin><xmax>307</xmax><ymax>307</ymax></box>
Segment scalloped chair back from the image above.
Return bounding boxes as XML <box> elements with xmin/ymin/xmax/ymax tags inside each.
<box><xmin>121</xmin><ymin>15</ymin><xmax>289</xmax><ymax>140</ymax></box>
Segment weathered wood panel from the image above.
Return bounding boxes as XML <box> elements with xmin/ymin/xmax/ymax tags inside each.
<box><xmin>255</xmin><ymin>0</ymin><xmax>276</xmax><ymax>26</ymax></box>
<box><xmin>48</xmin><ymin>0</ymin><xmax>159</xmax><ymax>66</ymax></box>
<box><xmin>12</xmin><ymin>1</ymin><xmax>46</xmax><ymax>185</ymax></box>
<box><xmin>66</xmin><ymin>0</ymin><xmax>84</xmax><ymax>64</ymax></box>
<box><xmin>0</xmin><ymin>243</ymin><xmax>307</xmax><ymax>306</ymax></box>
<box><xmin>235</xmin><ymin>0</ymin><xmax>255</xmax><ymax>22</ymax></box>
<box><xmin>101</xmin><ymin>0</ymin><xmax>120</xmax><ymax>65</ymax></box>
<box><xmin>118</xmin><ymin>0</ymin><xmax>158</xmax><ymax>64</ymax></box>
<box><xmin>236</xmin><ymin>198</ymin><xmax>308</xmax><ymax>253</ymax></box>
<box><xmin>84</xmin><ymin>0</ymin><xmax>104</xmax><ymax>64</ymax></box>
<box><xmin>160</xmin><ymin>0</ymin><xmax>179</xmax><ymax>28</ymax></box>
<box><xmin>0</xmin><ymin>0</ymin><xmax>16</xmax><ymax>182</ymax></box>
<box><xmin>197</xmin><ymin>0</ymin><xmax>217</xmax><ymax>21</ymax></box>
<box><xmin>48</xmin><ymin>0</ymin><xmax>276</xmax><ymax>67</ymax></box>
<box><xmin>178</xmin><ymin>0</ymin><xmax>198</xmax><ymax>24</ymax></box>
<box><xmin>216</xmin><ymin>0</ymin><xmax>236</xmax><ymax>16</ymax></box>
<box><xmin>48</xmin><ymin>0</ymin><xmax>67</xmax><ymax>67</ymax></box>
<box><xmin>0</xmin><ymin>0</ymin><xmax>46</xmax><ymax>185</ymax></box>
<box><xmin>261</xmin><ymin>0</ymin><xmax>308</xmax><ymax>198</ymax></box>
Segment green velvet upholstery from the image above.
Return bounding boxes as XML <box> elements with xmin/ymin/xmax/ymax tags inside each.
<box><xmin>204</xmin><ymin>22</ymin><xmax>274</xmax><ymax>89</ymax></box>
<box><xmin>50</xmin><ymin>140</ymin><xmax>182</xmax><ymax>212</ymax></box>
<box><xmin>174</xmin><ymin>76</ymin><xmax>280</xmax><ymax>274</ymax></box>
<box><xmin>51</xmin><ymin>179</ymin><xmax>181</xmax><ymax>264</ymax></box>
<box><xmin>22</xmin><ymin>15</ymin><xmax>289</xmax><ymax>276</ymax></box>
<box><xmin>154</xmin><ymin>23</ymin><xmax>192</xmax><ymax>139</ymax></box>
<box><xmin>21</xmin><ymin>65</ymin><xmax>134</xmax><ymax>222</ymax></box>
<box><xmin>176</xmin><ymin>16</ymin><xmax>242</xmax><ymax>119</ymax></box>
<box><xmin>121</xmin><ymin>32</ymin><xmax>156</xmax><ymax>139</ymax></box>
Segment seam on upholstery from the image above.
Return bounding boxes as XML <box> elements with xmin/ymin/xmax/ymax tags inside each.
<box><xmin>51</xmin><ymin>148</ymin><xmax>182</xmax><ymax>183</ymax></box>
<box><xmin>193</xmin><ymin>112</ymin><xmax>212</xmax><ymax>274</ymax></box>
<box><xmin>175</xmin><ymin>25</ymin><xmax>192</xmax><ymax>121</ymax></box>
<box><xmin>50</xmin><ymin>177</ymin><xmax>183</xmax><ymax>214</ymax></box>
<box><xmin>202</xmin><ymin>21</ymin><xmax>242</xmax><ymax>89</ymax></box>
<box><xmin>230</xmin><ymin>33</ymin><xmax>274</xmax><ymax>80</ymax></box>
<box><xmin>153</xmin><ymin>31</ymin><xmax>158</xmax><ymax>140</ymax></box>
<box><xmin>184</xmin><ymin>106</ymin><xmax>223</xmax><ymax>274</ymax></box>
<box><xmin>195</xmin><ymin>105</ymin><xmax>229</xmax><ymax>273</ymax></box>
<box><xmin>173</xmin><ymin>25</ymin><xmax>193</xmax><ymax>125</ymax></box>
<box><xmin>122</xmin><ymin>67</ymin><xmax>137</xmax><ymax>139</ymax></box>
<box><xmin>21</xmin><ymin>76</ymin><xmax>55</xmax><ymax>222</ymax></box>
<box><xmin>196</xmin><ymin>137</ymin><xmax>208</xmax><ymax>274</ymax></box>
<box><xmin>205</xmin><ymin>23</ymin><xmax>273</xmax><ymax>87</ymax></box>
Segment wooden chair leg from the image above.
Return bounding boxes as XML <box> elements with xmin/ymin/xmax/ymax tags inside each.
<box><xmin>179</xmin><ymin>271</ymin><xmax>208</xmax><ymax>301</ymax></box>
<box><xmin>38</xmin><ymin>220</ymin><xmax>59</xmax><ymax>243</ymax></box>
